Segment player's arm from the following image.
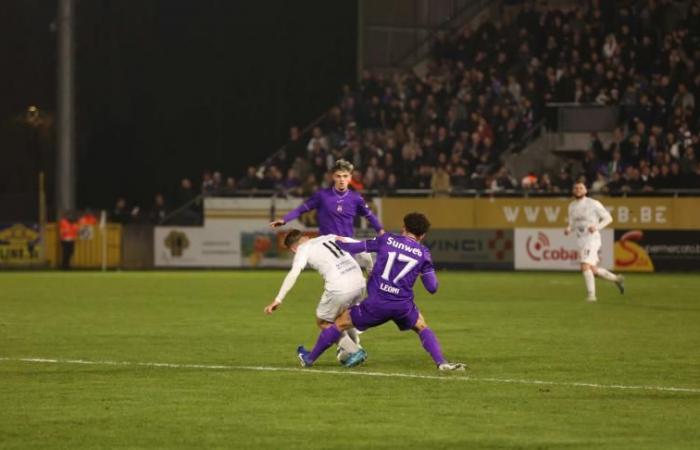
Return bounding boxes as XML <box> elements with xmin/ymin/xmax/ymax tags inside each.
<box><xmin>270</xmin><ymin>192</ymin><xmax>321</xmax><ymax>228</ymax></box>
<box><xmin>564</xmin><ymin>203</ymin><xmax>573</xmax><ymax>235</ymax></box>
<box><xmin>593</xmin><ymin>201</ymin><xmax>613</xmax><ymax>232</ymax></box>
<box><xmin>336</xmin><ymin>236</ymin><xmax>381</xmax><ymax>255</ymax></box>
<box><xmin>420</xmin><ymin>252</ymin><xmax>438</xmax><ymax>294</ymax></box>
<box><xmin>264</xmin><ymin>247</ymin><xmax>309</xmax><ymax>314</ymax></box>
<box><xmin>355</xmin><ymin>196</ymin><xmax>385</xmax><ymax>235</ymax></box>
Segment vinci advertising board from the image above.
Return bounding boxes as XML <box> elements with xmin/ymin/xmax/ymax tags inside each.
<box><xmin>515</xmin><ymin>228</ymin><xmax>614</xmax><ymax>270</ymax></box>
<box><xmin>423</xmin><ymin>230</ymin><xmax>514</xmax><ymax>269</ymax></box>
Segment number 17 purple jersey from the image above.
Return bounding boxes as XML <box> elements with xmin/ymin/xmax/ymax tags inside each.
<box><xmin>363</xmin><ymin>233</ymin><xmax>435</xmax><ymax>302</ymax></box>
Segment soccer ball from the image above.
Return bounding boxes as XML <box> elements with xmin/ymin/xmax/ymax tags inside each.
<box><xmin>336</xmin><ymin>346</ymin><xmax>351</xmax><ymax>364</ymax></box>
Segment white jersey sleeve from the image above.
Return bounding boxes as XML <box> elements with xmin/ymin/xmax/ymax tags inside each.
<box><xmin>274</xmin><ymin>244</ymin><xmax>310</xmax><ymax>303</ymax></box>
<box><xmin>593</xmin><ymin>199</ymin><xmax>613</xmax><ymax>230</ymax></box>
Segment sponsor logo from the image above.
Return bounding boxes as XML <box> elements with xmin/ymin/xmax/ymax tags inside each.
<box><xmin>614</xmin><ymin>230</ymin><xmax>654</xmax><ymax>272</ymax></box>
<box><xmin>487</xmin><ymin>230</ymin><xmax>513</xmax><ymax>261</ymax></box>
<box><xmin>525</xmin><ymin>231</ymin><xmax>578</xmax><ymax>261</ymax></box>
<box><xmin>386</xmin><ymin>236</ymin><xmax>423</xmax><ymax>257</ymax></box>
<box><xmin>0</xmin><ymin>223</ymin><xmax>40</xmax><ymax>263</ymax></box>
<box><xmin>164</xmin><ymin>230</ymin><xmax>190</xmax><ymax>257</ymax></box>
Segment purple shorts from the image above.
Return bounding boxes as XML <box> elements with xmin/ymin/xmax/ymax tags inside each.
<box><xmin>349</xmin><ymin>296</ymin><xmax>420</xmax><ymax>331</ymax></box>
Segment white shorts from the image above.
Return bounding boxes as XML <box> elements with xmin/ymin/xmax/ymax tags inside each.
<box><xmin>316</xmin><ymin>287</ymin><xmax>366</xmax><ymax>322</ymax></box>
<box><xmin>578</xmin><ymin>234</ymin><xmax>601</xmax><ymax>266</ymax></box>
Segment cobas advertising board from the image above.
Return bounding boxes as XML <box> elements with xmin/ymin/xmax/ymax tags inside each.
<box><xmin>515</xmin><ymin>228</ymin><xmax>614</xmax><ymax>271</ymax></box>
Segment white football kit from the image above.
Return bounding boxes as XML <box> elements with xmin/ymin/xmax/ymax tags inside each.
<box><xmin>275</xmin><ymin>235</ymin><xmax>366</xmax><ymax>322</ymax></box>
<box><xmin>567</xmin><ymin>197</ymin><xmax>613</xmax><ymax>265</ymax></box>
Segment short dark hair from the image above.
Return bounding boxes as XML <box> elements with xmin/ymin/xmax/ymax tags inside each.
<box><xmin>403</xmin><ymin>212</ymin><xmax>431</xmax><ymax>237</ymax></box>
<box><xmin>284</xmin><ymin>229</ymin><xmax>304</xmax><ymax>248</ymax></box>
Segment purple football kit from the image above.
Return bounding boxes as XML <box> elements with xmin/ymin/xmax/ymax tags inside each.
<box><xmin>344</xmin><ymin>233</ymin><xmax>438</xmax><ymax>331</ymax></box>
<box><xmin>282</xmin><ymin>187</ymin><xmax>382</xmax><ymax>237</ymax></box>
<box><xmin>302</xmin><ymin>233</ymin><xmax>448</xmax><ymax>367</ymax></box>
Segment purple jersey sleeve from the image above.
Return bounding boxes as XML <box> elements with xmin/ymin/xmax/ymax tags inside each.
<box><xmin>420</xmin><ymin>248</ymin><xmax>437</xmax><ymax>293</ymax></box>
<box><xmin>421</xmin><ymin>271</ymin><xmax>438</xmax><ymax>294</ymax></box>
<box><xmin>354</xmin><ymin>194</ymin><xmax>383</xmax><ymax>232</ymax></box>
<box><xmin>337</xmin><ymin>236</ymin><xmax>380</xmax><ymax>255</ymax></box>
<box><xmin>283</xmin><ymin>192</ymin><xmax>321</xmax><ymax>223</ymax></box>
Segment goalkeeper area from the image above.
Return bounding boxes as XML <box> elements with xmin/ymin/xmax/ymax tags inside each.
<box><xmin>2</xmin><ymin>271</ymin><xmax>699</xmax><ymax>449</ymax></box>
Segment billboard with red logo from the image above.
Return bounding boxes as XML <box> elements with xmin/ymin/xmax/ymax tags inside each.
<box><xmin>514</xmin><ymin>228</ymin><xmax>614</xmax><ymax>270</ymax></box>
<box><xmin>614</xmin><ymin>230</ymin><xmax>700</xmax><ymax>272</ymax></box>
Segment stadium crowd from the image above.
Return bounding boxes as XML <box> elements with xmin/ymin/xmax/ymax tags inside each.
<box><xmin>116</xmin><ymin>0</ymin><xmax>700</xmax><ymax>224</ymax></box>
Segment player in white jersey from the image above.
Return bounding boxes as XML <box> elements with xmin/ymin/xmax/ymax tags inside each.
<box><xmin>264</xmin><ymin>230</ymin><xmax>368</xmax><ymax>366</ymax></box>
<box><xmin>565</xmin><ymin>182</ymin><xmax>625</xmax><ymax>302</ymax></box>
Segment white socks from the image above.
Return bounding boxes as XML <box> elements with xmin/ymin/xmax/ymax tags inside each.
<box><xmin>596</xmin><ymin>267</ymin><xmax>619</xmax><ymax>282</ymax></box>
<box><xmin>583</xmin><ymin>269</ymin><xmax>596</xmax><ymax>298</ymax></box>
<box><xmin>346</xmin><ymin>328</ymin><xmax>361</xmax><ymax>346</ymax></box>
<box><xmin>338</xmin><ymin>332</ymin><xmax>360</xmax><ymax>354</ymax></box>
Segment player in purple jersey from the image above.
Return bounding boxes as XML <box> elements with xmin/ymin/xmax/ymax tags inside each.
<box><xmin>296</xmin><ymin>212</ymin><xmax>466</xmax><ymax>371</ymax></box>
<box><xmin>269</xmin><ymin>159</ymin><xmax>384</xmax><ymax>272</ymax></box>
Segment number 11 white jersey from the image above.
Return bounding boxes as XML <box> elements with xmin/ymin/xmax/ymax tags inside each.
<box><xmin>274</xmin><ymin>235</ymin><xmax>365</xmax><ymax>303</ymax></box>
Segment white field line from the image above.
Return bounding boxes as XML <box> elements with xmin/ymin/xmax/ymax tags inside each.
<box><xmin>1</xmin><ymin>356</ymin><xmax>699</xmax><ymax>394</ymax></box>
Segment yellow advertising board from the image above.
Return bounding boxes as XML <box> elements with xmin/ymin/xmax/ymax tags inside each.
<box><xmin>379</xmin><ymin>198</ymin><xmax>475</xmax><ymax>230</ymax></box>
<box><xmin>379</xmin><ymin>197</ymin><xmax>700</xmax><ymax>230</ymax></box>
<box><xmin>0</xmin><ymin>223</ymin><xmax>42</xmax><ymax>266</ymax></box>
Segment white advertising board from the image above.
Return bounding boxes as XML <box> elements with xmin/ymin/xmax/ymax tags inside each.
<box><xmin>154</xmin><ymin>223</ymin><xmax>240</xmax><ymax>267</ymax></box>
<box><xmin>514</xmin><ymin>228</ymin><xmax>614</xmax><ymax>270</ymax></box>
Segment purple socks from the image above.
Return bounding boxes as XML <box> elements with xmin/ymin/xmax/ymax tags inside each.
<box><xmin>419</xmin><ymin>327</ymin><xmax>446</xmax><ymax>365</ymax></box>
<box><xmin>308</xmin><ymin>325</ymin><xmax>343</xmax><ymax>362</ymax></box>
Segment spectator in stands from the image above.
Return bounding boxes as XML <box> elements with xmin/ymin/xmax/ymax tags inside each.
<box><xmin>553</xmin><ymin>169</ymin><xmax>573</xmax><ymax>193</ymax></box>
<box><xmin>174</xmin><ymin>178</ymin><xmax>201</xmax><ymax>225</ymax></box>
<box><xmin>220</xmin><ymin>177</ymin><xmax>236</xmax><ymax>197</ymax></box>
<box><xmin>491</xmin><ymin>166</ymin><xmax>517</xmax><ymax>192</ymax></box>
<box><xmin>430</xmin><ymin>164</ymin><xmax>451</xmax><ymax>197</ymax></box>
<box><xmin>237</xmin><ymin>166</ymin><xmax>259</xmax><ymax>190</ymax></box>
<box><xmin>306</xmin><ymin>126</ymin><xmax>329</xmax><ymax>153</ymax></box>
<box><xmin>149</xmin><ymin>193</ymin><xmax>167</xmax><ymax>224</ymax></box>
<box><xmin>111</xmin><ymin>197</ymin><xmax>132</xmax><ymax>224</ymax></box>
<box><xmin>201</xmin><ymin>171</ymin><xmax>215</xmax><ymax>196</ymax></box>
<box><xmin>286</xmin><ymin>126</ymin><xmax>306</xmax><ymax>161</ymax></box>
<box><xmin>538</xmin><ymin>173</ymin><xmax>555</xmax><ymax>193</ymax></box>
<box><xmin>590</xmin><ymin>171</ymin><xmax>608</xmax><ymax>193</ymax></box>
<box><xmin>282</xmin><ymin>168</ymin><xmax>302</xmax><ymax>196</ymax></box>
<box><xmin>300</xmin><ymin>174</ymin><xmax>319</xmax><ymax>197</ymax></box>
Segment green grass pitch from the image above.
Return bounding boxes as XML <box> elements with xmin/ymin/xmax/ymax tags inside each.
<box><xmin>1</xmin><ymin>271</ymin><xmax>699</xmax><ymax>449</ymax></box>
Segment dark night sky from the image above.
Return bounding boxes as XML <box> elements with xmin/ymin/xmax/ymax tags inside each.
<box><xmin>1</xmin><ymin>0</ymin><xmax>357</xmax><ymax>217</ymax></box>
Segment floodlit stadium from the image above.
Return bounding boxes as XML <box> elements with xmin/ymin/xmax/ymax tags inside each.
<box><xmin>2</xmin><ymin>1</ymin><xmax>700</xmax><ymax>449</ymax></box>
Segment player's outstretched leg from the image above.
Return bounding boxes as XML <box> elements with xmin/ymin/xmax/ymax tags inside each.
<box><xmin>299</xmin><ymin>325</ymin><xmax>343</xmax><ymax>367</ymax></box>
<box><xmin>413</xmin><ymin>315</ymin><xmax>466</xmax><ymax>371</ymax></box>
<box><xmin>595</xmin><ymin>267</ymin><xmax>625</xmax><ymax>294</ymax></box>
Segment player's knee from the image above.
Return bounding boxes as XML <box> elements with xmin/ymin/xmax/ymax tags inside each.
<box><xmin>412</xmin><ymin>314</ymin><xmax>428</xmax><ymax>332</ymax></box>
<box><xmin>316</xmin><ymin>318</ymin><xmax>333</xmax><ymax>329</ymax></box>
<box><xmin>334</xmin><ymin>309</ymin><xmax>354</xmax><ymax>331</ymax></box>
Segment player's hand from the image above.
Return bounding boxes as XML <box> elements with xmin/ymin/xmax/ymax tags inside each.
<box><xmin>378</xmin><ymin>229</ymin><xmax>385</xmax><ymax>236</ymax></box>
<box><xmin>269</xmin><ymin>219</ymin><xmax>285</xmax><ymax>228</ymax></box>
<box><xmin>264</xmin><ymin>301</ymin><xmax>282</xmax><ymax>315</ymax></box>
<box><xmin>564</xmin><ymin>228</ymin><xmax>570</xmax><ymax>236</ymax></box>
<box><xmin>588</xmin><ymin>225</ymin><xmax>596</xmax><ymax>233</ymax></box>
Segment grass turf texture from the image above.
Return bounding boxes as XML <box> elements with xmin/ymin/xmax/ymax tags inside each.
<box><xmin>1</xmin><ymin>271</ymin><xmax>699</xmax><ymax>449</ymax></box>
